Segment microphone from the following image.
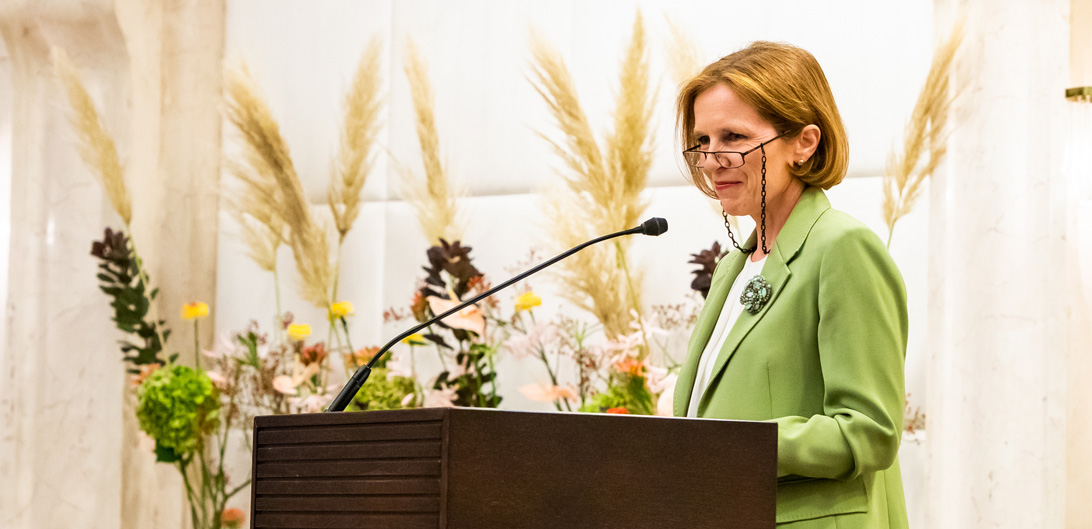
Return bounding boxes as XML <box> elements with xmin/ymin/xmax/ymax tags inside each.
<box><xmin>325</xmin><ymin>217</ymin><xmax>669</xmax><ymax>412</ymax></box>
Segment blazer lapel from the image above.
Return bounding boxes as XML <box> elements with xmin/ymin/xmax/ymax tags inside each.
<box><xmin>692</xmin><ymin>187</ymin><xmax>832</xmax><ymax>417</ymax></box>
<box><xmin>695</xmin><ymin>253</ymin><xmax>790</xmax><ymax>415</ymax></box>
<box><xmin>673</xmin><ymin>249</ymin><xmax>746</xmax><ymax>416</ymax></box>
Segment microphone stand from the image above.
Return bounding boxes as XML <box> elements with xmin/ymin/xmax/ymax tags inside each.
<box><xmin>325</xmin><ymin>218</ymin><xmax>667</xmax><ymax>412</ymax></box>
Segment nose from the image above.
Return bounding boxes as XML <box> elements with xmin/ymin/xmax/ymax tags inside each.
<box><xmin>700</xmin><ymin>151</ymin><xmax>724</xmax><ymax>171</ymax></box>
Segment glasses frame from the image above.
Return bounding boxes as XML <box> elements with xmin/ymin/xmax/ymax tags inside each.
<box><xmin>683</xmin><ymin>132</ymin><xmax>787</xmax><ymax>169</ymax></box>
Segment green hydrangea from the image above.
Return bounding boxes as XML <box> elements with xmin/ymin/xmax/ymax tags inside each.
<box><xmin>136</xmin><ymin>364</ymin><xmax>220</xmax><ymax>461</ymax></box>
<box><xmin>350</xmin><ymin>367</ymin><xmax>416</xmax><ymax>411</ymax></box>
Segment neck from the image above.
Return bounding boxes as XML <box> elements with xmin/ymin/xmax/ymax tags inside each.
<box><xmin>749</xmin><ymin>180</ymin><xmax>806</xmax><ymax>260</ymax></box>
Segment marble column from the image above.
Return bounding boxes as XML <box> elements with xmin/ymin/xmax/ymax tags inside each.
<box><xmin>113</xmin><ymin>0</ymin><xmax>226</xmax><ymax>523</ymax></box>
<box><xmin>1064</xmin><ymin>1</ymin><xmax>1092</xmax><ymax>526</ymax></box>
<box><xmin>925</xmin><ymin>1</ymin><xmax>1071</xmax><ymax>527</ymax></box>
<box><xmin>0</xmin><ymin>3</ymin><xmax>132</xmax><ymax>528</ymax></box>
<box><xmin>0</xmin><ymin>1</ymin><xmax>224</xmax><ymax>528</ymax></box>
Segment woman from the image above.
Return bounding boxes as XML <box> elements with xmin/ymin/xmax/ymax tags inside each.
<box><xmin>672</xmin><ymin>42</ymin><xmax>909</xmax><ymax>528</ymax></box>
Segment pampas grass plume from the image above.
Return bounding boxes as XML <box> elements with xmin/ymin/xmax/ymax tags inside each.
<box><xmin>52</xmin><ymin>47</ymin><xmax>132</xmax><ymax>226</ymax></box>
<box><xmin>883</xmin><ymin>18</ymin><xmax>965</xmax><ymax>246</ymax></box>
<box><xmin>401</xmin><ymin>37</ymin><xmax>464</xmax><ymax>245</ymax></box>
<box><xmin>224</xmin><ymin>63</ymin><xmax>332</xmax><ymax>308</ymax></box>
<box><xmin>329</xmin><ymin>37</ymin><xmax>384</xmax><ymax>242</ymax></box>
<box><xmin>529</xmin><ymin>13</ymin><xmax>653</xmax><ymax>339</ymax></box>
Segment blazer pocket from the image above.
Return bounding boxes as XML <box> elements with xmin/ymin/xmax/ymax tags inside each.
<box><xmin>775</xmin><ymin>475</ymin><xmax>869</xmax><ymax>524</ymax></box>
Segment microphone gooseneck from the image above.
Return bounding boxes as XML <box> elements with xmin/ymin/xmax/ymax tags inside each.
<box><xmin>325</xmin><ymin>217</ymin><xmax>669</xmax><ymax>412</ymax></box>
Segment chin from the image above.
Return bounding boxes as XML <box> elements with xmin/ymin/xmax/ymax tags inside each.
<box><xmin>718</xmin><ymin>199</ymin><xmax>752</xmax><ymax>218</ymax></box>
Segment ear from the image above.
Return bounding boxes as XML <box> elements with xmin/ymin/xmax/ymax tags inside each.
<box><xmin>794</xmin><ymin>124</ymin><xmax>821</xmax><ymax>163</ymax></box>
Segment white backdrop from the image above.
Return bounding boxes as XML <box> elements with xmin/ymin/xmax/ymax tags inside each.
<box><xmin>215</xmin><ymin>0</ymin><xmax>935</xmax><ymax>521</ymax></box>
<box><xmin>217</xmin><ymin>0</ymin><xmax>933</xmax><ymax>410</ymax></box>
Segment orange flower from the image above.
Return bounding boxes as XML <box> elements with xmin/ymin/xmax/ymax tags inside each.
<box><xmin>344</xmin><ymin>346</ymin><xmax>380</xmax><ymax>370</ymax></box>
<box><xmin>614</xmin><ymin>357</ymin><xmax>646</xmax><ymax>377</ymax></box>
<box><xmin>131</xmin><ymin>363</ymin><xmax>163</xmax><ymax>387</ymax></box>
<box><xmin>606</xmin><ymin>407</ymin><xmax>630</xmax><ymax>414</ymax></box>
<box><xmin>221</xmin><ymin>507</ymin><xmax>245</xmax><ymax>528</ymax></box>
<box><xmin>410</xmin><ymin>291</ymin><xmax>429</xmax><ymax>321</ymax></box>
<box><xmin>299</xmin><ymin>342</ymin><xmax>327</xmax><ymax>366</ymax></box>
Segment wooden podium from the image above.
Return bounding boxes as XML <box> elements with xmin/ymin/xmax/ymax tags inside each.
<box><xmin>250</xmin><ymin>408</ymin><xmax>776</xmax><ymax>528</ymax></box>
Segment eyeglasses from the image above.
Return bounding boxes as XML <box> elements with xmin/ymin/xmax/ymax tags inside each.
<box><xmin>682</xmin><ymin>132</ymin><xmax>786</xmax><ymax>169</ymax></box>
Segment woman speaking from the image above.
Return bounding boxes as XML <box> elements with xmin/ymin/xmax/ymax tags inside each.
<box><xmin>672</xmin><ymin>42</ymin><xmax>909</xmax><ymax>529</ymax></box>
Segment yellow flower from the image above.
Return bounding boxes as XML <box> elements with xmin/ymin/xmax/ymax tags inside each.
<box><xmin>182</xmin><ymin>302</ymin><xmax>209</xmax><ymax>320</ymax></box>
<box><xmin>287</xmin><ymin>323</ymin><xmax>311</xmax><ymax>341</ymax></box>
<box><xmin>515</xmin><ymin>291</ymin><xmax>542</xmax><ymax>312</ymax></box>
<box><xmin>329</xmin><ymin>300</ymin><xmax>354</xmax><ymax>320</ymax></box>
<box><xmin>401</xmin><ymin>333</ymin><xmax>427</xmax><ymax>346</ymax></box>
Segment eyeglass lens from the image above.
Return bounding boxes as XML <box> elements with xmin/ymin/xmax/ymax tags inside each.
<box><xmin>684</xmin><ymin>151</ymin><xmax>745</xmax><ymax>168</ymax></box>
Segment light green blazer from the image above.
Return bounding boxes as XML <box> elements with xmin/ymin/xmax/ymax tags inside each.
<box><xmin>673</xmin><ymin>187</ymin><xmax>909</xmax><ymax>528</ymax></box>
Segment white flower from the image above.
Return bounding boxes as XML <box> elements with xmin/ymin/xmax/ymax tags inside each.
<box><xmin>504</xmin><ymin>322</ymin><xmax>560</xmax><ymax>359</ymax></box>
<box><xmin>654</xmin><ymin>373</ymin><xmax>678</xmax><ymax>417</ymax></box>
<box><xmin>290</xmin><ymin>393</ymin><xmax>333</xmax><ymax>413</ymax></box>
<box><xmin>645</xmin><ymin>365</ymin><xmax>670</xmax><ymax>393</ymax></box>
<box><xmin>423</xmin><ymin>384</ymin><xmax>458</xmax><ymax>408</ymax></box>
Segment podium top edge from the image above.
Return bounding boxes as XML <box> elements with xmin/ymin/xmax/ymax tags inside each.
<box><xmin>253</xmin><ymin>407</ymin><xmax>778</xmax><ymax>430</ymax></box>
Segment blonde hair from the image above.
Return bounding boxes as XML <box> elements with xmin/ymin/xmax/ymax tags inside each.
<box><xmin>676</xmin><ymin>41</ymin><xmax>849</xmax><ymax>197</ymax></box>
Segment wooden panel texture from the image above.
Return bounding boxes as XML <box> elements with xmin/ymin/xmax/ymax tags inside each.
<box><xmin>251</xmin><ymin>409</ymin><xmax>445</xmax><ymax>529</ymax></box>
<box><xmin>251</xmin><ymin>408</ymin><xmax>775</xmax><ymax>529</ymax></box>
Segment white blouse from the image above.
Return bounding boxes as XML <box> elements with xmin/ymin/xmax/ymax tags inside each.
<box><xmin>686</xmin><ymin>254</ymin><xmax>767</xmax><ymax>418</ymax></box>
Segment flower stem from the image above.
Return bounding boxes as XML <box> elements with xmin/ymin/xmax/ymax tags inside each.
<box><xmin>178</xmin><ymin>460</ymin><xmax>201</xmax><ymax>529</ymax></box>
<box><xmin>613</xmin><ymin>240</ymin><xmax>649</xmax><ymax>357</ymax></box>
<box><xmin>340</xmin><ymin>317</ymin><xmax>355</xmax><ymax>357</ymax></box>
<box><xmin>193</xmin><ymin>319</ymin><xmax>202</xmax><ymax>372</ymax></box>
<box><xmin>272</xmin><ymin>261</ymin><xmax>283</xmax><ymax>335</ymax></box>
<box><xmin>130</xmin><ymin>244</ymin><xmax>169</xmax><ymax>360</ymax></box>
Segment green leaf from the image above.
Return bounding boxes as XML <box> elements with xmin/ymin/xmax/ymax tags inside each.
<box><xmin>154</xmin><ymin>441</ymin><xmax>181</xmax><ymax>463</ymax></box>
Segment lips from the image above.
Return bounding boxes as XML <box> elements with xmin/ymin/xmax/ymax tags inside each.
<box><xmin>715</xmin><ymin>181</ymin><xmax>743</xmax><ymax>191</ymax></box>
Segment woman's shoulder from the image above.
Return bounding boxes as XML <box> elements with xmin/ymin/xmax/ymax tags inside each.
<box><xmin>797</xmin><ymin>206</ymin><xmax>896</xmax><ymax>273</ymax></box>
<box><xmin>807</xmin><ymin>207</ymin><xmax>886</xmax><ymax>250</ymax></box>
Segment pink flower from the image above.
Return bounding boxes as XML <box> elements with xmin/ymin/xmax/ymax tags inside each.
<box><xmin>518</xmin><ymin>384</ymin><xmax>577</xmax><ymax>403</ymax></box>
<box><xmin>272</xmin><ymin>375</ymin><xmax>297</xmax><ymax>395</ymax></box>
<box><xmin>427</xmin><ymin>296</ymin><xmax>486</xmax><ymax>336</ymax></box>
<box><xmin>206</xmin><ymin>371</ymin><xmax>228</xmax><ymax>388</ymax></box>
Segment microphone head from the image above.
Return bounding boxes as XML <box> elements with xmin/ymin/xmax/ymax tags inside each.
<box><xmin>640</xmin><ymin>217</ymin><xmax>668</xmax><ymax>236</ymax></box>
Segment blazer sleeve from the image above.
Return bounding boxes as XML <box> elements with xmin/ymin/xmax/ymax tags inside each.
<box><xmin>773</xmin><ymin>225</ymin><xmax>908</xmax><ymax>481</ymax></box>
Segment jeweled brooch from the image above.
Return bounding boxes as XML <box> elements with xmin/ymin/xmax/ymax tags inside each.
<box><xmin>740</xmin><ymin>275</ymin><xmax>772</xmax><ymax>315</ymax></box>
